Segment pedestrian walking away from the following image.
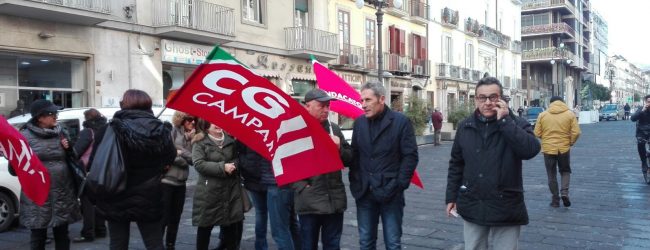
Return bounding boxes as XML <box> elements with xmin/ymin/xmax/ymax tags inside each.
<box><xmin>350</xmin><ymin>81</ymin><xmax>419</xmax><ymax>250</ymax></box>
<box><xmin>534</xmin><ymin>96</ymin><xmax>581</xmax><ymax>208</ymax></box>
<box><xmin>192</xmin><ymin>120</ymin><xmax>244</xmax><ymax>250</ymax></box>
<box><xmin>89</xmin><ymin>89</ymin><xmax>176</xmax><ymax>250</ymax></box>
<box><xmin>293</xmin><ymin>89</ymin><xmax>353</xmax><ymax>250</ymax></box>
<box><xmin>161</xmin><ymin>111</ymin><xmax>195</xmax><ymax>249</ymax></box>
<box><xmin>624</xmin><ymin>103</ymin><xmax>631</xmax><ymax>120</ymax></box>
<box><xmin>18</xmin><ymin>99</ymin><xmax>81</xmax><ymax>250</ymax></box>
<box><xmin>72</xmin><ymin>108</ymin><xmax>108</xmax><ymax>243</ymax></box>
<box><xmin>631</xmin><ymin>95</ymin><xmax>650</xmax><ymax>184</ymax></box>
<box><xmin>445</xmin><ymin>77</ymin><xmax>540</xmax><ymax>250</ymax></box>
<box><xmin>432</xmin><ymin>108</ymin><xmax>443</xmax><ymax>146</ymax></box>
<box><xmin>517</xmin><ymin>106</ymin><xmax>524</xmax><ymax>117</ymax></box>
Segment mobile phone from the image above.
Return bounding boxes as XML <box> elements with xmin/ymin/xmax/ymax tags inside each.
<box><xmin>450</xmin><ymin>209</ymin><xmax>459</xmax><ymax>218</ymax></box>
<box><xmin>501</xmin><ymin>95</ymin><xmax>511</xmax><ymax>103</ymax></box>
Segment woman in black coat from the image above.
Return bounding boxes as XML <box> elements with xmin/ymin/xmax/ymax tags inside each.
<box><xmin>89</xmin><ymin>89</ymin><xmax>176</xmax><ymax>250</ymax></box>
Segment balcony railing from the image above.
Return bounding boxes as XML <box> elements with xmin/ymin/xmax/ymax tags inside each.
<box><xmin>522</xmin><ymin>23</ymin><xmax>575</xmax><ymax>37</ymax></box>
<box><xmin>386</xmin><ymin>0</ymin><xmax>409</xmax><ymax>16</ymax></box>
<box><xmin>153</xmin><ymin>0</ymin><xmax>235</xmax><ymax>36</ymax></box>
<box><xmin>28</xmin><ymin>0</ymin><xmax>111</xmax><ymax>13</ymax></box>
<box><xmin>285</xmin><ymin>27</ymin><xmax>338</xmax><ymax>56</ymax></box>
<box><xmin>409</xmin><ymin>0</ymin><xmax>429</xmax><ymax>21</ymax></box>
<box><xmin>441</xmin><ymin>7</ymin><xmax>459</xmax><ymax>28</ymax></box>
<box><xmin>511</xmin><ymin>40</ymin><xmax>523</xmax><ymax>53</ymax></box>
<box><xmin>522</xmin><ymin>0</ymin><xmax>575</xmax><ymax>15</ymax></box>
<box><xmin>464</xmin><ymin>17</ymin><xmax>480</xmax><ymax>36</ymax></box>
<box><xmin>411</xmin><ymin>58</ymin><xmax>430</xmax><ymax>76</ymax></box>
<box><xmin>479</xmin><ymin>25</ymin><xmax>500</xmax><ymax>46</ymax></box>
<box><xmin>335</xmin><ymin>45</ymin><xmax>366</xmax><ymax>68</ymax></box>
<box><xmin>384</xmin><ymin>53</ymin><xmax>412</xmax><ymax>73</ymax></box>
<box><xmin>437</xmin><ymin>63</ymin><xmax>480</xmax><ymax>82</ymax></box>
<box><xmin>472</xmin><ymin>70</ymin><xmax>482</xmax><ymax>81</ymax></box>
<box><xmin>522</xmin><ymin>46</ymin><xmax>576</xmax><ymax>61</ymax></box>
<box><xmin>499</xmin><ymin>34</ymin><xmax>511</xmax><ymax>49</ymax></box>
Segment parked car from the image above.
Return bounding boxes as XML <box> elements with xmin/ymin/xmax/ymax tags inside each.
<box><xmin>526</xmin><ymin>107</ymin><xmax>545</xmax><ymax>126</ymax></box>
<box><xmin>599</xmin><ymin>104</ymin><xmax>624</xmax><ymax>121</ymax></box>
<box><xmin>0</xmin><ymin>107</ymin><xmax>174</xmax><ymax>232</ymax></box>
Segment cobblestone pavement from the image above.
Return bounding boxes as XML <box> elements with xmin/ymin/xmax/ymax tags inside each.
<box><xmin>2</xmin><ymin>120</ymin><xmax>650</xmax><ymax>249</ymax></box>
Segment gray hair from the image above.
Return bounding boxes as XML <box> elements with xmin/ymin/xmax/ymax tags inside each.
<box><xmin>360</xmin><ymin>81</ymin><xmax>386</xmax><ymax>98</ymax></box>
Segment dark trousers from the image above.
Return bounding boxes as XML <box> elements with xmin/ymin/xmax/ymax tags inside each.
<box><xmin>196</xmin><ymin>221</ymin><xmax>244</xmax><ymax>250</ymax></box>
<box><xmin>544</xmin><ymin>152</ymin><xmax>571</xmax><ymax>198</ymax></box>
<box><xmin>267</xmin><ymin>186</ymin><xmax>301</xmax><ymax>250</ymax></box>
<box><xmin>80</xmin><ymin>194</ymin><xmax>106</xmax><ymax>238</ymax></box>
<box><xmin>356</xmin><ymin>192</ymin><xmax>405</xmax><ymax>250</ymax></box>
<box><xmin>30</xmin><ymin>224</ymin><xmax>69</xmax><ymax>250</ymax></box>
<box><xmin>161</xmin><ymin>184</ymin><xmax>186</xmax><ymax>247</ymax></box>
<box><xmin>637</xmin><ymin>142</ymin><xmax>648</xmax><ymax>171</ymax></box>
<box><xmin>249</xmin><ymin>189</ymin><xmax>269</xmax><ymax>250</ymax></box>
<box><xmin>299</xmin><ymin>213</ymin><xmax>344</xmax><ymax>250</ymax></box>
<box><xmin>108</xmin><ymin>220</ymin><xmax>163</xmax><ymax>250</ymax></box>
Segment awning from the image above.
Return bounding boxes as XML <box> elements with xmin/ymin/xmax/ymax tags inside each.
<box><xmin>251</xmin><ymin>69</ymin><xmax>281</xmax><ymax>78</ymax></box>
<box><xmin>289</xmin><ymin>73</ymin><xmax>317</xmax><ymax>81</ymax></box>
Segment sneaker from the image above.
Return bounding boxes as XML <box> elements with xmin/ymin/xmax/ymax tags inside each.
<box><xmin>72</xmin><ymin>236</ymin><xmax>94</xmax><ymax>243</ymax></box>
<box><xmin>644</xmin><ymin>171</ymin><xmax>649</xmax><ymax>184</ymax></box>
<box><xmin>550</xmin><ymin>199</ymin><xmax>560</xmax><ymax>208</ymax></box>
<box><xmin>561</xmin><ymin>196</ymin><xmax>571</xmax><ymax>207</ymax></box>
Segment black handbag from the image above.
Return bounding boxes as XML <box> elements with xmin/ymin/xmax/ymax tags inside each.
<box><xmin>66</xmin><ymin>154</ymin><xmax>87</xmax><ymax>198</ymax></box>
<box><xmin>86</xmin><ymin>125</ymin><xmax>127</xmax><ymax>197</ymax></box>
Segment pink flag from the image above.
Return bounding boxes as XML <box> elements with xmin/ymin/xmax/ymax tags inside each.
<box><xmin>312</xmin><ymin>59</ymin><xmax>424</xmax><ymax>189</ymax></box>
<box><xmin>0</xmin><ymin>116</ymin><xmax>51</xmax><ymax>205</ymax></box>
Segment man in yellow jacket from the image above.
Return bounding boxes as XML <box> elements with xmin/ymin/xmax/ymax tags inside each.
<box><xmin>534</xmin><ymin>96</ymin><xmax>581</xmax><ymax>208</ymax></box>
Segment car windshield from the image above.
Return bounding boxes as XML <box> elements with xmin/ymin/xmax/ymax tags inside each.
<box><xmin>602</xmin><ymin>105</ymin><xmax>617</xmax><ymax>111</ymax></box>
<box><xmin>528</xmin><ymin>108</ymin><xmax>543</xmax><ymax>115</ymax></box>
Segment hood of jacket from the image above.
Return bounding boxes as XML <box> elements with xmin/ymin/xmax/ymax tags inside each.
<box><xmin>24</xmin><ymin>122</ymin><xmax>62</xmax><ymax>139</ymax></box>
<box><xmin>111</xmin><ymin>109</ymin><xmax>172</xmax><ymax>155</ymax></box>
<box><xmin>82</xmin><ymin>116</ymin><xmax>108</xmax><ymax>130</ymax></box>
<box><xmin>548</xmin><ymin>101</ymin><xmax>570</xmax><ymax>114</ymax></box>
<box><xmin>171</xmin><ymin>111</ymin><xmax>192</xmax><ymax>127</ymax></box>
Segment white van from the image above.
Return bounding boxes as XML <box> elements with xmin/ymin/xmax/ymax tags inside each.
<box><xmin>0</xmin><ymin>107</ymin><xmax>175</xmax><ymax>232</ymax></box>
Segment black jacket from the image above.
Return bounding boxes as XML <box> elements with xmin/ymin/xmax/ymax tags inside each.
<box><xmin>631</xmin><ymin>108</ymin><xmax>650</xmax><ymax>140</ymax></box>
<box><xmin>73</xmin><ymin>116</ymin><xmax>107</xmax><ymax>164</ymax></box>
<box><xmin>446</xmin><ymin>111</ymin><xmax>540</xmax><ymax>226</ymax></box>
<box><xmin>293</xmin><ymin>122</ymin><xmax>352</xmax><ymax>215</ymax></box>
<box><xmin>238</xmin><ymin>144</ymin><xmax>271</xmax><ymax>192</ymax></box>
<box><xmin>90</xmin><ymin>109</ymin><xmax>176</xmax><ymax>222</ymax></box>
<box><xmin>350</xmin><ymin>106</ymin><xmax>419</xmax><ymax>201</ymax></box>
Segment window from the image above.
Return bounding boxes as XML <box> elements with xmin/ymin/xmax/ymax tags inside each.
<box><xmin>290</xmin><ymin>80</ymin><xmax>315</xmax><ymax>103</ymax></box>
<box><xmin>442</xmin><ymin>35</ymin><xmax>452</xmax><ymax>63</ymax></box>
<box><xmin>243</xmin><ymin>0</ymin><xmax>264</xmax><ymax>24</ymax></box>
<box><xmin>411</xmin><ymin>34</ymin><xmax>427</xmax><ymax>60</ymax></box>
<box><xmin>338</xmin><ymin>10</ymin><xmax>350</xmax><ymax>55</ymax></box>
<box><xmin>465</xmin><ymin>42</ymin><xmax>474</xmax><ymax>68</ymax></box>
<box><xmin>294</xmin><ymin>0</ymin><xmax>308</xmax><ymax>27</ymax></box>
<box><xmin>522</xmin><ymin>14</ymin><xmax>550</xmax><ymax>27</ymax></box>
<box><xmin>389</xmin><ymin>26</ymin><xmax>406</xmax><ymax>56</ymax></box>
<box><xmin>366</xmin><ymin>18</ymin><xmax>376</xmax><ymax>68</ymax></box>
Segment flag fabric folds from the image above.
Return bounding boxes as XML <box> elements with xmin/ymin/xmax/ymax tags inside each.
<box><xmin>167</xmin><ymin>46</ymin><xmax>344</xmax><ymax>186</ymax></box>
<box><xmin>0</xmin><ymin>117</ymin><xmax>50</xmax><ymax>205</ymax></box>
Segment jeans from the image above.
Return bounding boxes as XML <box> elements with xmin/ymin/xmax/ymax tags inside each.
<box><xmin>544</xmin><ymin>152</ymin><xmax>571</xmax><ymax>198</ymax></box>
<box><xmin>356</xmin><ymin>192</ymin><xmax>405</xmax><ymax>250</ymax></box>
<box><xmin>463</xmin><ymin>220</ymin><xmax>520</xmax><ymax>250</ymax></box>
<box><xmin>434</xmin><ymin>129</ymin><xmax>441</xmax><ymax>145</ymax></box>
<box><xmin>267</xmin><ymin>185</ymin><xmax>301</xmax><ymax>250</ymax></box>
<box><xmin>249</xmin><ymin>189</ymin><xmax>269</xmax><ymax>250</ymax></box>
<box><xmin>637</xmin><ymin>142</ymin><xmax>648</xmax><ymax>171</ymax></box>
<box><xmin>196</xmin><ymin>221</ymin><xmax>243</xmax><ymax>250</ymax></box>
<box><xmin>299</xmin><ymin>213</ymin><xmax>343</xmax><ymax>250</ymax></box>
<box><xmin>80</xmin><ymin>194</ymin><xmax>106</xmax><ymax>238</ymax></box>
<box><xmin>161</xmin><ymin>184</ymin><xmax>186</xmax><ymax>247</ymax></box>
<box><xmin>31</xmin><ymin>224</ymin><xmax>69</xmax><ymax>250</ymax></box>
<box><xmin>108</xmin><ymin>220</ymin><xmax>163</xmax><ymax>250</ymax></box>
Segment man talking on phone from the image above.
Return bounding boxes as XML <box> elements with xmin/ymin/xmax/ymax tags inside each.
<box><xmin>445</xmin><ymin>77</ymin><xmax>540</xmax><ymax>249</ymax></box>
<box><xmin>631</xmin><ymin>94</ymin><xmax>650</xmax><ymax>184</ymax></box>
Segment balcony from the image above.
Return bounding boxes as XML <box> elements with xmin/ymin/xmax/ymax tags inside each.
<box><xmin>0</xmin><ymin>0</ymin><xmax>111</xmax><ymax>25</ymax></box>
<box><xmin>501</xmin><ymin>76</ymin><xmax>512</xmax><ymax>88</ymax></box>
<box><xmin>383</xmin><ymin>53</ymin><xmax>411</xmax><ymax>73</ymax></box>
<box><xmin>499</xmin><ymin>34</ymin><xmax>511</xmax><ymax>49</ymax></box>
<box><xmin>385</xmin><ymin>0</ymin><xmax>409</xmax><ymax>17</ymax></box>
<box><xmin>332</xmin><ymin>45</ymin><xmax>367</xmax><ymax>70</ymax></box>
<box><xmin>152</xmin><ymin>0</ymin><xmax>235</xmax><ymax>45</ymax></box>
<box><xmin>285</xmin><ymin>27</ymin><xmax>339</xmax><ymax>61</ymax></box>
<box><xmin>522</xmin><ymin>46</ymin><xmax>576</xmax><ymax>62</ymax></box>
<box><xmin>478</xmin><ymin>25</ymin><xmax>500</xmax><ymax>46</ymax></box>
<box><xmin>464</xmin><ymin>17</ymin><xmax>480</xmax><ymax>37</ymax></box>
<box><xmin>436</xmin><ymin>63</ymin><xmax>479</xmax><ymax>83</ymax></box>
<box><xmin>511</xmin><ymin>40</ymin><xmax>523</xmax><ymax>54</ymax></box>
<box><xmin>472</xmin><ymin>70</ymin><xmax>482</xmax><ymax>81</ymax></box>
<box><xmin>411</xmin><ymin>58</ymin><xmax>430</xmax><ymax>76</ymax></box>
<box><xmin>522</xmin><ymin>22</ymin><xmax>575</xmax><ymax>38</ymax></box>
<box><xmin>441</xmin><ymin>7</ymin><xmax>459</xmax><ymax>29</ymax></box>
<box><xmin>409</xmin><ymin>0</ymin><xmax>429</xmax><ymax>25</ymax></box>
<box><xmin>522</xmin><ymin>0</ymin><xmax>575</xmax><ymax>15</ymax></box>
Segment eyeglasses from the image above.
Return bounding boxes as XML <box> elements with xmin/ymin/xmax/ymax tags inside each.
<box><xmin>184</xmin><ymin>117</ymin><xmax>195</xmax><ymax>122</ymax></box>
<box><xmin>45</xmin><ymin>112</ymin><xmax>58</xmax><ymax>117</ymax></box>
<box><xmin>475</xmin><ymin>94</ymin><xmax>500</xmax><ymax>103</ymax></box>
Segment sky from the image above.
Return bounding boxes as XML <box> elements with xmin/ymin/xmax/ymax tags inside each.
<box><xmin>591</xmin><ymin>0</ymin><xmax>650</xmax><ymax>69</ymax></box>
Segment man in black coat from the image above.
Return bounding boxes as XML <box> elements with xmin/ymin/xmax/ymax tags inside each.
<box><xmin>445</xmin><ymin>77</ymin><xmax>540</xmax><ymax>249</ymax></box>
<box><xmin>631</xmin><ymin>94</ymin><xmax>650</xmax><ymax>184</ymax></box>
<box><xmin>350</xmin><ymin>81</ymin><xmax>418</xmax><ymax>250</ymax></box>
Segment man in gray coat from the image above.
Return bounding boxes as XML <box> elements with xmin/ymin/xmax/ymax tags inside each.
<box><xmin>294</xmin><ymin>89</ymin><xmax>353</xmax><ymax>250</ymax></box>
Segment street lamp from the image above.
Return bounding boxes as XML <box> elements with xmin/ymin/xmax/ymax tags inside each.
<box><xmin>549</xmin><ymin>42</ymin><xmax>573</xmax><ymax>99</ymax></box>
<box><xmin>606</xmin><ymin>65</ymin><xmax>616</xmax><ymax>104</ymax></box>
<box><xmin>356</xmin><ymin>0</ymin><xmax>402</xmax><ymax>103</ymax></box>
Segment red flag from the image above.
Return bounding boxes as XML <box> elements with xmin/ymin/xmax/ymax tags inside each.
<box><xmin>167</xmin><ymin>46</ymin><xmax>344</xmax><ymax>185</ymax></box>
<box><xmin>312</xmin><ymin>59</ymin><xmax>424</xmax><ymax>189</ymax></box>
<box><xmin>0</xmin><ymin>117</ymin><xmax>50</xmax><ymax>205</ymax></box>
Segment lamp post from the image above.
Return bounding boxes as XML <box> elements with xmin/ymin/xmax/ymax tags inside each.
<box><xmin>356</xmin><ymin>0</ymin><xmax>402</xmax><ymax>102</ymax></box>
<box><xmin>549</xmin><ymin>41</ymin><xmax>573</xmax><ymax>99</ymax></box>
<box><xmin>606</xmin><ymin>65</ymin><xmax>616</xmax><ymax>104</ymax></box>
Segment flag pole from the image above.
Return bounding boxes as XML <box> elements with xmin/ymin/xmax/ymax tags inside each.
<box><xmin>156</xmin><ymin>106</ymin><xmax>167</xmax><ymax>119</ymax></box>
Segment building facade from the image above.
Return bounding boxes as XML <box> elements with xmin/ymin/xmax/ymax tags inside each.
<box><xmin>429</xmin><ymin>0</ymin><xmax>522</xmax><ymax>119</ymax></box>
<box><xmin>0</xmin><ymin>0</ymin><xmax>339</xmax><ymax>117</ymax></box>
<box><xmin>608</xmin><ymin>55</ymin><xmax>648</xmax><ymax>105</ymax></box>
<box><xmin>590</xmin><ymin>10</ymin><xmax>608</xmax><ymax>89</ymax></box>
<box><xmin>521</xmin><ymin>0</ymin><xmax>592</xmax><ymax>109</ymax></box>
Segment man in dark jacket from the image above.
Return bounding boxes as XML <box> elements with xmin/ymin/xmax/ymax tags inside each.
<box><xmin>293</xmin><ymin>89</ymin><xmax>353</xmax><ymax>250</ymax></box>
<box><xmin>350</xmin><ymin>81</ymin><xmax>418</xmax><ymax>250</ymax></box>
<box><xmin>431</xmin><ymin>108</ymin><xmax>443</xmax><ymax>146</ymax></box>
<box><xmin>631</xmin><ymin>94</ymin><xmax>650</xmax><ymax>184</ymax></box>
<box><xmin>445</xmin><ymin>77</ymin><xmax>540</xmax><ymax>249</ymax></box>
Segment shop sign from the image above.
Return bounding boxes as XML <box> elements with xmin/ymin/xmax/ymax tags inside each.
<box><xmin>390</xmin><ymin>79</ymin><xmax>411</xmax><ymax>89</ymax></box>
<box><xmin>334</xmin><ymin>71</ymin><xmax>363</xmax><ymax>89</ymax></box>
<box><xmin>161</xmin><ymin>40</ymin><xmax>212</xmax><ymax>65</ymax></box>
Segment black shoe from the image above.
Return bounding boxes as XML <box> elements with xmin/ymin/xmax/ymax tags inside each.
<box><xmin>550</xmin><ymin>200</ymin><xmax>560</xmax><ymax>207</ymax></box>
<box><xmin>95</xmin><ymin>232</ymin><xmax>107</xmax><ymax>238</ymax></box>
<box><xmin>166</xmin><ymin>243</ymin><xmax>175</xmax><ymax>250</ymax></box>
<box><xmin>72</xmin><ymin>236</ymin><xmax>94</xmax><ymax>243</ymax></box>
<box><xmin>45</xmin><ymin>237</ymin><xmax>52</xmax><ymax>245</ymax></box>
<box><xmin>644</xmin><ymin>171</ymin><xmax>649</xmax><ymax>184</ymax></box>
<box><xmin>561</xmin><ymin>196</ymin><xmax>571</xmax><ymax>207</ymax></box>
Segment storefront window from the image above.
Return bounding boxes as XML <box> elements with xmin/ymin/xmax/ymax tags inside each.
<box><xmin>0</xmin><ymin>53</ymin><xmax>86</xmax><ymax>118</ymax></box>
<box><xmin>291</xmin><ymin>79</ymin><xmax>315</xmax><ymax>103</ymax></box>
